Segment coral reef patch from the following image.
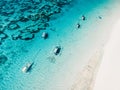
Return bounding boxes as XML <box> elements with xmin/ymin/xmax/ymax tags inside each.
<box><xmin>0</xmin><ymin>0</ymin><xmax>72</xmax><ymax>44</ymax></box>
<box><xmin>0</xmin><ymin>54</ymin><xmax>8</xmax><ymax>66</ymax></box>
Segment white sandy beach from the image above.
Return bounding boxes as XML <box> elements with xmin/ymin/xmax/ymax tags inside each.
<box><xmin>93</xmin><ymin>19</ymin><xmax>120</xmax><ymax>90</ymax></box>
<box><xmin>71</xmin><ymin>48</ymin><xmax>104</xmax><ymax>90</ymax></box>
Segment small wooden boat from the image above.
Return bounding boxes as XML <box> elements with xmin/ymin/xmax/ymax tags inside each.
<box><xmin>41</xmin><ymin>32</ymin><xmax>48</xmax><ymax>39</ymax></box>
<box><xmin>53</xmin><ymin>46</ymin><xmax>61</xmax><ymax>55</ymax></box>
<box><xmin>82</xmin><ymin>15</ymin><xmax>85</xmax><ymax>20</ymax></box>
<box><xmin>22</xmin><ymin>62</ymin><xmax>34</xmax><ymax>73</ymax></box>
<box><xmin>77</xmin><ymin>23</ymin><xmax>80</xmax><ymax>28</ymax></box>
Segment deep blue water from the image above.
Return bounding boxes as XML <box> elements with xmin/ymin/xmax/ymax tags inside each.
<box><xmin>0</xmin><ymin>0</ymin><xmax>115</xmax><ymax>90</ymax></box>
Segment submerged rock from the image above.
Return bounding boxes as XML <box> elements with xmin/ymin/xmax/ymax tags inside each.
<box><xmin>1</xmin><ymin>10</ymin><xmax>14</xmax><ymax>16</ymax></box>
<box><xmin>28</xmin><ymin>14</ymin><xmax>40</xmax><ymax>21</ymax></box>
<box><xmin>0</xmin><ymin>23</ymin><xmax>7</xmax><ymax>32</ymax></box>
<box><xmin>47</xmin><ymin>56</ymin><xmax>56</xmax><ymax>63</ymax></box>
<box><xmin>0</xmin><ymin>25</ymin><xmax>3</xmax><ymax>29</ymax></box>
<box><xmin>26</xmin><ymin>28</ymin><xmax>40</xmax><ymax>33</ymax></box>
<box><xmin>0</xmin><ymin>54</ymin><xmax>8</xmax><ymax>65</ymax></box>
<box><xmin>0</xmin><ymin>25</ymin><xmax>3</xmax><ymax>32</ymax></box>
<box><xmin>7</xmin><ymin>22</ymin><xmax>20</xmax><ymax>30</ymax></box>
<box><xmin>19</xmin><ymin>16</ymin><xmax>29</xmax><ymax>22</ymax></box>
<box><xmin>45</xmin><ymin>0</ymin><xmax>72</xmax><ymax>6</ymax></box>
<box><xmin>0</xmin><ymin>32</ymin><xmax>8</xmax><ymax>45</ymax></box>
<box><xmin>38</xmin><ymin>5</ymin><xmax>51</xmax><ymax>15</ymax></box>
<box><xmin>11</xmin><ymin>31</ymin><xmax>21</xmax><ymax>40</ymax></box>
<box><xmin>19</xmin><ymin>31</ymin><xmax>35</xmax><ymax>40</ymax></box>
<box><xmin>0</xmin><ymin>32</ymin><xmax>8</xmax><ymax>40</ymax></box>
<box><xmin>26</xmin><ymin>24</ymin><xmax>41</xmax><ymax>33</ymax></box>
<box><xmin>12</xmin><ymin>30</ymin><xmax>35</xmax><ymax>41</ymax></box>
<box><xmin>38</xmin><ymin>4</ymin><xmax>61</xmax><ymax>20</ymax></box>
<box><xmin>39</xmin><ymin>23</ymin><xmax>49</xmax><ymax>29</ymax></box>
<box><xmin>56</xmin><ymin>0</ymin><xmax>72</xmax><ymax>7</ymax></box>
<box><xmin>98</xmin><ymin>16</ymin><xmax>102</xmax><ymax>19</ymax></box>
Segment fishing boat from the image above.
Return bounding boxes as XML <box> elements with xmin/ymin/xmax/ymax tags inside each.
<box><xmin>82</xmin><ymin>15</ymin><xmax>86</xmax><ymax>20</ymax></box>
<box><xmin>22</xmin><ymin>62</ymin><xmax>34</xmax><ymax>73</ymax></box>
<box><xmin>41</xmin><ymin>32</ymin><xmax>48</xmax><ymax>39</ymax></box>
<box><xmin>53</xmin><ymin>46</ymin><xmax>61</xmax><ymax>55</ymax></box>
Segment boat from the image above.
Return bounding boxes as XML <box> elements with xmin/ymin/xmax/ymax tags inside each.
<box><xmin>82</xmin><ymin>15</ymin><xmax>85</xmax><ymax>20</ymax></box>
<box><xmin>77</xmin><ymin>23</ymin><xmax>80</xmax><ymax>28</ymax></box>
<box><xmin>22</xmin><ymin>62</ymin><xmax>34</xmax><ymax>73</ymax></box>
<box><xmin>41</xmin><ymin>32</ymin><xmax>48</xmax><ymax>39</ymax></box>
<box><xmin>53</xmin><ymin>46</ymin><xmax>61</xmax><ymax>55</ymax></box>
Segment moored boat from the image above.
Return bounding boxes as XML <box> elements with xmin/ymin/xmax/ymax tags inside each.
<box><xmin>22</xmin><ymin>62</ymin><xmax>34</xmax><ymax>73</ymax></box>
<box><xmin>53</xmin><ymin>46</ymin><xmax>61</xmax><ymax>55</ymax></box>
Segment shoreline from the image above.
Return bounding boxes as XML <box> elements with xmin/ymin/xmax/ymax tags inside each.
<box><xmin>71</xmin><ymin>48</ymin><xmax>104</xmax><ymax>90</ymax></box>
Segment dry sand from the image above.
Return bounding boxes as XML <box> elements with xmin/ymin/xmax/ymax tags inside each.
<box><xmin>93</xmin><ymin>19</ymin><xmax>120</xmax><ymax>90</ymax></box>
<box><xmin>71</xmin><ymin>48</ymin><xmax>104</xmax><ymax>90</ymax></box>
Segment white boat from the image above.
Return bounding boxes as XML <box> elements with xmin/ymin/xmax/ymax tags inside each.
<box><xmin>22</xmin><ymin>62</ymin><xmax>34</xmax><ymax>73</ymax></box>
<box><xmin>82</xmin><ymin>15</ymin><xmax>85</xmax><ymax>20</ymax></box>
<box><xmin>41</xmin><ymin>32</ymin><xmax>48</xmax><ymax>39</ymax></box>
<box><xmin>53</xmin><ymin>46</ymin><xmax>61</xmax><ymax>55</ymax></box>
<box><xmin>77</xmin><ymin>23</ymin><xmax>80</xmax><ymax>28</ymax></box>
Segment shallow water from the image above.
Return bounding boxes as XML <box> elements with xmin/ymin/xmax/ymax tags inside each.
<box><xmin>0</xmin><ymin>0</ymin><xmax>120</xmax><ymax>90</ymax></box>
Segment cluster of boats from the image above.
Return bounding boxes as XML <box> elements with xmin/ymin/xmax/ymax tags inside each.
<box><xmin>22</xmin><ymin>45</ymin><xmax>61</xmax><ymax>73</ymax></box>
<box><xmin>22</xmin><ymin>15</ymin><xmax>85</xmax><ymax>73</ymax></box>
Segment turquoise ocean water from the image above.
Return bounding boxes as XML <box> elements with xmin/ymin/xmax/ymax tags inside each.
<box><xmin>0</xmin><ymin>0</ymin><xmax>119</xmax><ymax>90</ymax></box>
